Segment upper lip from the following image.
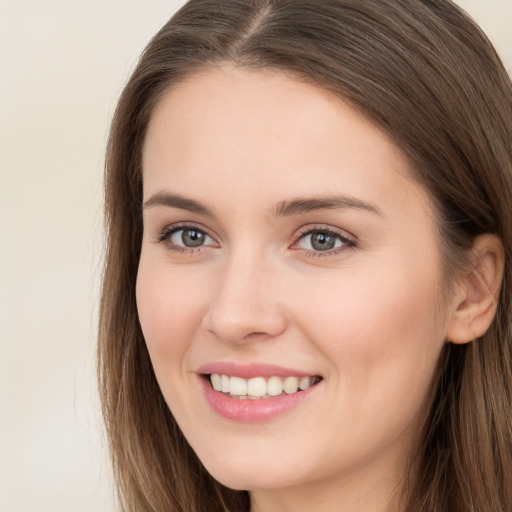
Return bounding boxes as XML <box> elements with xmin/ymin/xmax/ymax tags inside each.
<box><xmin>197</xmin><ymin>361</ymin><xmax>320</xmax><ymax>379</ymax></box>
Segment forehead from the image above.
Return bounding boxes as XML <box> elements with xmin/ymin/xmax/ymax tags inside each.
<box><xmin>144</xmin><ymin>66</ymin><xmax>396</xmax><ymax>160</ymax></box>
<box><xmin>142</xmin><ymin>66</ymin><xmax>431</xmax><ymax>222</ymax></box>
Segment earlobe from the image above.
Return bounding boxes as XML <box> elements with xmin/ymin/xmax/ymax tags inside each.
<box><xmin>446</xmin><ymin>234</ymin><xmax>504</xmax><ymax>344</ymax></box>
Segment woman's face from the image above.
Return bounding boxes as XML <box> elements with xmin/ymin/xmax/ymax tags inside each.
<box><xmin>137</xmin><ymin>67</ymin><xmax>456</xmax><ymax>503</ymax></box>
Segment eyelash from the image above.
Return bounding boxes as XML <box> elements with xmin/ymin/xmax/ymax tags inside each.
<box><xmin>155</xmin><ymin>223</ymin><xmax>356</xmax><ymax>258</ymax></box>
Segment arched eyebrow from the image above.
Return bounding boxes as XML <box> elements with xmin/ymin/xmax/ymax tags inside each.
<box><xmin>272</xmin><ymin>196</ymin><xmax>383</xmax><ymax>217</ymax></box>
<box><xmin>143</xmin><ymin>192</ymin><xmax>383</xmax><ymax>218</ymax></box>
<box><xmin>143</xmin><ymin>192</ymin><xmax>214</xmax><ymax>216</ymax></box>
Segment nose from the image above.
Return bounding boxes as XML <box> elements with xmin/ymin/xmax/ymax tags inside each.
<box><xmin>201</xmin><ymin>250</ymin><xmax>288</xmax><ymax>345</ymax></box>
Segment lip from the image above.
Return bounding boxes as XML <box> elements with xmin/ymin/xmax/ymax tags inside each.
<box><xmin>200</xmin><ymin>378</ymin><xmax>320</xmax><ymax>422</ymax></box>
<box><xmin>197</xmin><ymin>362</ymin><xmax>322</xmax><ymax>422</ymax></box>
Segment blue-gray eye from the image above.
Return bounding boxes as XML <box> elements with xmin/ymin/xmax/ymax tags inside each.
<box><xmin>298</xmin><ymin>231</ymin><xmax>345</xmax><ymax>251</ymax></box>
<box><xmin>170</xmin><ymin>228</ymin><xmax>214</xmax><ymax>248</ymax></box>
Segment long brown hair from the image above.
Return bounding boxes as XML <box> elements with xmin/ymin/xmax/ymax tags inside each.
<box><xmin>98</xmin><ymin>1</ymin><xmax>512</xmax><ymax>510</ymax></box>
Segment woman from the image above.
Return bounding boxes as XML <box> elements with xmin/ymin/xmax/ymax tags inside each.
<box><xmin>98</xmin><ymin>1</ymin><xmax>512</xmax><ymax>511</ymax></box>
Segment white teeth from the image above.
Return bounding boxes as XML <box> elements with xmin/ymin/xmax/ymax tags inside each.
<box><xmin>229</xmin><ymin>376</ymin><xmax>247</xmax><ymax>396</ymax></box>
<box><xmin>247</xmin><ymin>377</ymin><xmax>266</xmax><ymax>397</ymax></box>
<box><xmin>209</xmin><ymin>373</ymin><xmax>319</xmax><ymax>398</ymax></box>
<box><xmin>211</xmin><ymin>373</ymin><xmax>222</xmax><ymax>391</ymax></box>
<box><xmin>299</xmin><ymin>376</ymin><xmax>311</xmax><ymax>391</ymax></box>
<box><xmin>221</xmin><ymin>374</ymin><xmax>230</xmax><ymax>393</ymax></box>
<box><xmin>283</xmin><ymin>376</ymin><xmax>299</xmax><ymax>394</ymax></box>
<box><xmin>266</xmin><ymin>376</ymin><xmax>283</xmax><ymax>396</ymax></box>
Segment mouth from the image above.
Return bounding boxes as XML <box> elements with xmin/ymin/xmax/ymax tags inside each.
<box><xmin>203</xmin><ymin>373</ymin><xmax>323</xmax><ymax>400</ymax></box>
<box><xmin>197</xmin><ymin>362</ymin><xmax>324</xmax><ymax>421</ymax></box>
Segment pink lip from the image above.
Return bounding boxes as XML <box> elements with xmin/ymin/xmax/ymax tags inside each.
<box><xmin>197</xmin><ymin>361</ymin><xmax>316</xmax><ymax>379</ymax></box>
<box><xmin>200</xmin><ymin>378</ymin><xmax>320</xmax><ymax>422</ymax></box>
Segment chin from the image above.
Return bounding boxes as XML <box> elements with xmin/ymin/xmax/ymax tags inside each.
<box><xmin>208</xmin><ymin>467</ymin><xmax>294</xmax><ymax>492</ymax></box>
<box><xmin>196</xmin><ymin>450</ymin><xmax>303</xmax><ymax>491</ymax></box>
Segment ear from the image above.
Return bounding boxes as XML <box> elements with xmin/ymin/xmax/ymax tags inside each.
<box><xmin>446</xmin><ymin>234</ymin><xmax>504</xmax><ymax>344</ymax></box>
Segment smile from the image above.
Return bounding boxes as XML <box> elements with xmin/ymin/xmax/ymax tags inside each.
<box><xmin>198</xmin><ymin>364</ymin><xmax>324</xmax><ymax>422</ymax></box>
<box><xmin>209</xmin><ymin>374</ymin><xmax>322</xmax><ymax>399</ymax></box>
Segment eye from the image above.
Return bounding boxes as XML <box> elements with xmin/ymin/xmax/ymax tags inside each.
<box><xmin>170</xmin><ymin>228</ymin><xmax>213</xmax><ymax>247</ymax></box>
<box><xmin>293</xmin><ymin>227</ymin><xmax>355</xmax><ymax>255</ymax></box>
<box><xmin>158</xmin><ymin>225</ymin><xmax>217</xmax><ymax>251</ymax></box>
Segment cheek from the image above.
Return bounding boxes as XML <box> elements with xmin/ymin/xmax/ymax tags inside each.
<box><xmin>297</xmin><ymin>259</ymin><xmax>441</xmax><ymax>340</ymax></box>
<box><xmin>135</xmin><ymin>259</ymin><xmax>208</xmax><ymax>370</ymax></box>
<box><xmin>293</xmin><ymin>262</ymin><xmax>446</xmax><ymax>415</ymax></box>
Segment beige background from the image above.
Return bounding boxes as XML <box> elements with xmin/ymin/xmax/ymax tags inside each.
<box><xmin>1</xmin><ymin>1</ymin><xmax>510</xmax><ymax>511</ymax></box>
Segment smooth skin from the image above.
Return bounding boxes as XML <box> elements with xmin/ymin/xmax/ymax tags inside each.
<box><xmin>136</xmin><ymin>66</ymin><xmax>503</xmax><ymax>512</ymax></box>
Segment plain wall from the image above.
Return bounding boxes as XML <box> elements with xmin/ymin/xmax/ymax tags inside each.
<box><xmin>1</xmin><ymin>1</ymin><xmax>510</xmax><ymax>511</ymax></box>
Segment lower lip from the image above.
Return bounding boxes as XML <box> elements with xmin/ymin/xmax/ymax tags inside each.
<box><xmin>200</xmin><ymin>377</ymin><xmax>320</xmax><ymax>422</ymax></box>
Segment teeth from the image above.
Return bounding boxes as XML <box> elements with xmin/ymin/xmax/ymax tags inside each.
<box><xmin>299</xmin><ymin>376</ymin><xmax>311</xmax><ymax>391</ymax></box>
<box><xmin>211</xmin><ymin>373</ymin><xmax>222</xmax><ymax>391</ymax></box>
<box><xmin>283</xmin><ymin>376</ymin><xmax>299</xmax><ymax>394</ymax></box>
<box><xmin>229</xmin><ymin>376</ymin><xmax>247</xmax><ymax>396</ymax></box>
<box><xmin>209</xmin><ymin>373</ymin><xmax>319</xmax><ymax>398</ymax></box>
<box><xmin>267</xmin><ymin>376</ymin><xmax>283</xmax><ymax>396</ymax></box>
<box><xmin>221</xmin><ymin>374</ymin><xmax>230</xmax><ymax>393</ymax></box>
<box><xmin>247</xmin><ymin>377</ymin><xmax>266</xmax><ymax>397</ymax></box>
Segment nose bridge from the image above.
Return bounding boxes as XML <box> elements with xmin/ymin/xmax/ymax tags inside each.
<box><xmin>203</xmin><ymin>245</ymin><xmax>287</xmax><ymax>344</ymax></box>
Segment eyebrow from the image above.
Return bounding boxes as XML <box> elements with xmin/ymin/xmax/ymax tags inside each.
<box><xmin>143</xmin><ymin>191</ymin><xmax>382</xmax><ymax>218</ymax></box>
<box><xmin>143</xmin><ymin>192</ymin><xmax>215</xmax><ymax>216</ymax></box>
<box><xmin>272</xmin><ymin>195</ymin><xmax>383</xmax><ymax>217</ymax></box>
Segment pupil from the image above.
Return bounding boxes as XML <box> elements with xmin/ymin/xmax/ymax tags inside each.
<box><xmin>182</xmin><ymin>229</ymin><xmax>205</xmax><ymax>247</ymax></box>
<box><xmin>311</xmin><ymin>232</ymin><xmax>335</xmax><ymax>251</ymax></box>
